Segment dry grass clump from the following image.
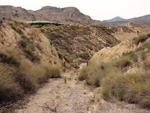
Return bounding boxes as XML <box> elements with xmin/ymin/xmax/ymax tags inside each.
<box><xmin>18</xmin><ymin>37</ymin><xmax>41</xmax><ymax>63</ymax></box>
<box><xmin>79</xmin><ymin>63</ymin><xmax>118</xmax><ymax>87</ymax></box>
<box><xmin>0</xmin><ymin>67</ymin><xmax>23</xmax><ymax>104</ymax></box>
<box><xmin>113</xmin><ymin>55</ymin><xmax>131</xmax><ymax>69</ymax></box>
<box><xmin>101</xmin><ymin>72</ymin><xmax>150</xmax><ymax>109</ymax></box>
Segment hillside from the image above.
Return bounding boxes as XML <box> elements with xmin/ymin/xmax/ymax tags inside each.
<box><xmin>109</xmin><ymin>22</ymin><xmax>150</xmax><ymax>41</ymax></box>
<box><xmin>0</xmin><ymin>5</ymin><xmax>105</xmax><ymax>25</ymax></box>
<box><xmin>79</xmin><ymin>33</ymin><xmax>150</xmax><ymax>109</ymax></box>
<box><xmin>0</xmin><ymin>19</ymin><xmax>61</xmax><ymax>66</ymax></box>
<box><xmin>0</xmin><ymin>18</ymin><xmax>62</xmax><ymax>110</ymax></box>
<box><xmin>32</xmin><ymin>23</ymin><xmax>120</xmax><ymax>67</ymax></box>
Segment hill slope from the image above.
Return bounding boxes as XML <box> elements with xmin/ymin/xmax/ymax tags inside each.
<box><xmin>33</xmin><ymin>24</ymin><xmax>120</xmax><ymax>66</ymax></box>
<box><xmin>0</xmin><ymin>5</ymin><xmax>104</xmax><ymax>25</ymax></box>
<box><xmin>0</xmin><ymin>19</ymin><xmax>62</xmax><ymax>110</ymax></box>
<box><xmin>79</xmin><ymin>33</ymin><xmax>150</xmax><ymax>109</ymax></box>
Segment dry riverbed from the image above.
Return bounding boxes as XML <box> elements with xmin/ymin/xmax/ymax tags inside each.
<box><xmin>15</xmin><ymin>70</ymin><xmax>150</xmax><ymax>113</ymax></box>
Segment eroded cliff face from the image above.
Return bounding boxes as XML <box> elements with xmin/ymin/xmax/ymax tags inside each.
<box><xmin>36</xmin><ymin>24</ymin><xmax>120</xmax><ymax>66</ymax></box>
<box><xmin>0</xmin><ymin>18</ymin><xmax>61</xmax><ymax>67</ymax></box>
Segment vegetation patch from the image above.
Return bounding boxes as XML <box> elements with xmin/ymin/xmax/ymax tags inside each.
<box><xmin>79</xmin><ymin>41</ymin><xmax>150</xmax><ymax>109</ymax></box>
<box><xmin>101</xmin><ymin>73</ymin><xmax>150</xmax><ymax>109</ymax></box>
<box><xmin>134</xmin><ymin>34</ymin><xmax>150</xmax><ymax>45</ymax></box>
<box><xmin>29</xmin><ymin>22</ymin><xmax>63</xmax><ymax>26</ymax></box>
<box><xmin>18</xmin><ymin>37</ymin><xmax>41</xmax><ymax>62</ymax></box>
<box><xmin>0</xmin><ymin>49</ymin><xmax>61</xmax><ymax>111</ymax></box>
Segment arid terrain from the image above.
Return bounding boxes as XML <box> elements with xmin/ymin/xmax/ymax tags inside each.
<box><xmin>15</xmin><ymin>70</ymin><xmax>150</xmax><ymax>113</ymax></box>
<box><xmin>0</xmin><ymin>5</ymin><xmax>150</xmax><ymax>113</ymax></box>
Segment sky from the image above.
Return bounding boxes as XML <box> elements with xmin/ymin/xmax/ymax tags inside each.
<box><xmin>0</xmin><ymin>0</ymin><xmax>150</xmax><ymax>21</ymax></box>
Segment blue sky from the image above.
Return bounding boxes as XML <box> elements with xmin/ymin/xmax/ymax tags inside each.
<box><xmin>0</xmin><ymin>0</ymin><xmax>150</xmax><ymax>20</ymax></box>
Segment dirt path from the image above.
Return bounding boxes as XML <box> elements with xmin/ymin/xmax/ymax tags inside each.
<box><xmin>15</xmin><ymin>70</ymin><xmax>150</xmax><ymax>113</ymax></box>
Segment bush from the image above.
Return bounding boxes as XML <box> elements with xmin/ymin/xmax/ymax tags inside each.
<box><xmin>0</xmin><ymin>50</ymin><xmax>61</xmax><ymax>110</ymax></box>
<box><xmin>78</xmin><ymin>66</ymin><xmax>91</xmax><ymax>81</ymax></box>
<box><xmin>134</xmin><ymin>34</ymin><xmax>149</xmax><ymax>45</ymax></box>
<box><xmin>140</xmin><ymin>51</ymin><xmax>146</xmax><ymax>60</ymax></box>
<box><xmin>50</xmin><ymin>68</ymin><xmax>61</xmax><ymax>78</ymax></box>
<box><xmin>0</xmin><ymin>53</ymin><xmax>20</xmax><ymax>66</ymax></box>
<box><xmin>0</xmin><ymin>70</ymin><xmax>23</xmax><ymax>104</ymax></box>
<box><xmin>138</xmin><ymin>42</ymin><xmax>150</xmax><ymax>51</ymax></box>
<box><xmin>14</xmin><ymin>71</ymin><xmax>38</xmax><ymax>94</ymax></box>
<box><xmin>79</xmin><ymin>63</ymin><xmax>118</xmax><ymax>87</ymax></box>
<box><xmin>101</xmin><ymin>73</ymin><xmax>150</xmax><ymax>109</ymax></box>
<box><xmin>18</xmin><ymin>38</ymin><xmax>41</xmax><ymax>63</ymax></box>
<box><xmin>114</xmin><ymin>56</ymin><xmax>131</xmax><ymax>69</ymax></box>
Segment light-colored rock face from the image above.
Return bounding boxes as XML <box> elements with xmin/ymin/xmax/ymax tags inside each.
<box><xmin>90</xmin><ymin>40</ymin><xmax>137</xmax><ymax>64</ymax></box>
<box><xmin>0</xmin><ymin>19</ymin><xmax>61</xmax><ymax>67</ymax></box>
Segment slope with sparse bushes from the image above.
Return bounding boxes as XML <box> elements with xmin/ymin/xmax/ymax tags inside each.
<box><xmin>79</xmin><ymin>33</ymin><xmax>150</xmax><ymax>109</ymax></box>
<box><xmin>32</xmin><ymin>24</ymin><xmax>120</xmax><ymax>67</ymax></box>
<box><xmin>0</xmin><ymin>18</ymin><xmax>62</xmax><ymax>111</ymax></box>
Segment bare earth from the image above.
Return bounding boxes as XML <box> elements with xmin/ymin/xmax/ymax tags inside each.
<box><xmin>15</xmin><ymin>70</ymin><xmax>150</xmax><ymax>113</ymax></box>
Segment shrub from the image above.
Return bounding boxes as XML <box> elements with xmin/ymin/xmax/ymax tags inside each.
<box><xmin>101</xmin><ymin>73</ymin><xmax>150</xmax><ymax>109</ymax></box>
<box><xmin>50</xmin><ymin>68</ymin><xmax>61</xmax><ymax>78</ymax></box>
<box><xmin>86</xmin><ymin>71</ymin><xmax>102</xmax><ymax>87</ymax></box>
<box><xmin>14</xmin><ymin>70</ymin><xmax>38</xmax><ymax>93</ymax></box>
<box><xmin>0</xmin><ymin>70</ymin><xmax>23</xmax><ymax>104</ymax></box>
<box><xmin>140</xmin><ymin>51</ymin><xmax>146</xmax><ymax>60</ymax></box>
<box><xmin>18</xmin><ymin>38</ymin><xmax>40</xmax><ymax>63</ymax></box>
<box><xmin>134</xmin><ymin>34</ymin><xmax>149</xmax><ymax>45</ymax></box>
<box><xmin>138</xmin><ymin>42</ymin><xmax>150</xmax><ymax>51</ymax></box>
<box><xmin>78</xmin><ymin>66</ymin><xmax>91</xmax><ymax>81</ymax></box>
<box><xmin>0</xmin><ymin>53</ymin><xmax>20</xmax><ymax>66</ymax></box>
<box><xmin>114</xmin><ymin>56</ymin><xmax>131</xmax><ymax>69</ymax></box>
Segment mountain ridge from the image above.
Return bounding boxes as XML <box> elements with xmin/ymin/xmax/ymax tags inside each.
<box><xmin>105</xmin><ymin>15</ymin><xmax>150</xmax><ymax>26</ymax></box>
<box><xmin>0</xmin><ymin>5</ymin><xmax>105</xmax><ymax>25</ymax></box>
<box><xmin>104</xmin><ymin>16</ymin><xmax>126</xmax><ymax>22</ymax></box>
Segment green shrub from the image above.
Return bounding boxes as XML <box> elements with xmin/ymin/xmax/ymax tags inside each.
<box><xmin>114</xmin><ymin>56</ymin><xmax>131</xmax><ymax>69</ymax></box>
<box><xmin>140</xmin><ymin>51</ymin><xmax>146</xmax><ymax>60</ymax></box>
<box><xmin>138</xmin><ymin>42</ymin><xmax>150</xmax><ymax>51</ymax></box>
<box><xmin>78</xmin><ymin>66</ymin><xmax>91</xmax><ymax>81</ymax></box>
<box><xmin>134</xmin><ymin>34</ymin><xmax>149</xmax><ymax>45</ymax></box>
<box><xmin>86</xmin><ymin>71</ymin><xmax>102</xmax><ymax>87</ymax></box>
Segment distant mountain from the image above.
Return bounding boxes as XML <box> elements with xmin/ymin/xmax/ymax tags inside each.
<box><xmin>0</xmin><ymin>5</ymin><xmax>105</xmax><ymax>25</ymax></box>
<box><xmin>129</xmin><ymin>14</ymin><xmax>150</xmax><ymax>21</ymax></box>
<box><xmin>106</xmin><ymin>15</ymin><xmax>150</xmax><ymax>27</ymax></box>
<box><xmin>104</xmin><ymin>16</ymin><xmax>126</xmax><ymax>22</ymax></box>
